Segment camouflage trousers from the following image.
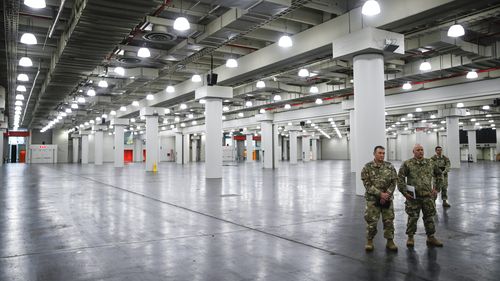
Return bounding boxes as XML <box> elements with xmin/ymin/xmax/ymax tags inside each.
<box><xmin>364</xmin><ymin>200</ymin><xmax>394</xmax><ymax>239</ymax></box>
<box><xmin>441</xmin><ymin>174</ymin><xmax>449</xmax><ymax>201</ymax></box>
<box><xmin>405</xmin><ymin>197</ymin><xmax>436</xmax><ymax>236</ymax></box>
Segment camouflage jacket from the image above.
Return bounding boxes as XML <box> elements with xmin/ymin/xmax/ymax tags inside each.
<box><xmin>361</xmin><ymin>161</ymin><xmax>397</xmax><ymax>201</ymax></box>
<box><xmin>398</xmin><ymin>157</ymin><xmax>444</xmax><ymax>198</ymax></box>
<box><xmin>430</xmin><ymin>155</ymin><xmax>450</xmax><ymax>174</ymax></box>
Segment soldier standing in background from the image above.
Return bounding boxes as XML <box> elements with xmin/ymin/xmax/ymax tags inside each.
<box><xmin>431</xmin><ymin>146</ymin><xmax>451</xmax><ymax>207</ymax></box>
<box><xmin>361</xmin><ymin>146</ymin><xmax>398</xmax><ymax>252</ymax></box>
<box><xmin>398</xmin><ymin>144</ymin><xmax>444</xmax><ymax>248</ymax></box>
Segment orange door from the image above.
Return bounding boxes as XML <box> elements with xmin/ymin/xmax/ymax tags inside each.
<box><xmin>19</xmin><ymin>150</ymin><xmax>26</xmax><ymax>163</ymax></box>
<box><xmin>124</xmin><ymin>150</ymin><xmax>133</xmax><ymax>163</ymax></box>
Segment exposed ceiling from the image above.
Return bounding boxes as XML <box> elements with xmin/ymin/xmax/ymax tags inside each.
<box><xmin>1</xmin><ymin>0</ymin><xmax>500</xmax><ymax>137</ymax></box>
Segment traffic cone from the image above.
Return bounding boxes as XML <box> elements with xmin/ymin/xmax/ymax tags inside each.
<box><xmin>153</xmin><ymin>162</ymin><xmax>157</xmax><ymax>173</ymax></box>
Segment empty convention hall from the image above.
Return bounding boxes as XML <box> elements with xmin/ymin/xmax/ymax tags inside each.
<box><xmin>1</xmin><ymin>0</ymin><xmax>500</xmax><ymax>280</ymax></box>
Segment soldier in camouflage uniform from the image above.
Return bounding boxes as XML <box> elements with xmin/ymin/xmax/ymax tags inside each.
<box><xmin>431</xmin><ymin>146</ymin><xmax>451</xmax><ymax>207</ymax></box>
<box><xmin>398</xmin><ymin>144</ymin><xmax>444</xmax><ymax>247</ymax></box>
<box><xmin>361</xmin><ymin>146</ymin><xmax>398</xmax><ymax>252</ymax></box>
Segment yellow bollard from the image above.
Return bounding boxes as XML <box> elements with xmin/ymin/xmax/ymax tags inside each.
<box><xmin>153</xmin><ymin>162</ymin><xmax>157</xmax><ymax>173</ymax></box>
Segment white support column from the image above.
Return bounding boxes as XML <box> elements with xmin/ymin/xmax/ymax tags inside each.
<box><xmin>111</xmin><ymin>118</ymin><xmax>129</xmax><ymax>168</ymax></box>
<box><xmin>446</xmin><ymin>116</ymin><xmax>461</xmax><ymax>168</ymax></box>
<box><xmin>467</xmin><ymin>129</ymin><xmax>477</xmax><ymax>163</ymax></box>
<box><xmin>273</xmin><ymin>124</ymin><xmax>280</xmax><ymax>168</ymax></box>
<box><xmin>81</xmin><ymin>134</ymin><xmax>89</xmax><ymax>164</ymax></box>
<box><xmin>0</xmin><ymin>129</ymin><xmax>5</xmax><ymax>166</ymax></box>
<box><xmin>196</xmin><ymin>85</ymin><xmax>233</xmax><ymax>178</ymax></box>
<box><xmin>283</xmin><ymin>138</ymin><xmax>288</xmax><ymax>161</ymax></box>
<box><xmin>72</xmin><ymin>136</ymin><xmax>79</xmax><ymax>163</ymax></box>
<box><xmin>134</xmin><ymin>135</ymin><xmax>143</xmax><ymax>162</ymax></box>
<box><xmin>353</xmin><ymin>53</ymin><xmax>386</xmax><ymax>196</ymax></box>
<box><xmin>496</xmin><ymin>129</ymin><xmax>500</xmax><ymax>156</ymax></box>
<box><xmin>94</xmin><ymin>126</ymin><xmax>105</xmax><ymax>165</ymax></box>
<box><xmin>311</xmin><ymin>136</ymin><xmax>319</xmax><ymax>161</ymax></box>
<box><xmin>302</xmin><ymin>135</ymin><xmax>311</xmax><ymax>162</ymax></box>
<box><xmin>289</xmin><ymin>130</ymin><xmax>298</xmax><ymax>164</ymax></box>
<box><xmin>175</xmin><ymin>132</ymin><xmax>184</xmax><ymax>164</ymax></box>
<box><xmin>261</xmin><ymin>120</ymin><xmax>274</xmax><ymax>169</ymax></box>
<box><xmin>145</xmin><ymin>115</ymin><xmax>159</xmax><ymax>171</ymax></box>
<box><xmin>399</xmin><ymin>132</ymin><xmax>411</xmax><ymax>161</ymax></box>
<box><xmin>191</xmin><ymin>137</ymin><xmax>198</xmax><ymax>162</ymax></box>
<box><xmin>349</xmin><ymin>109</ymin><xmax>356</xmax><ymax>172</ymax></box>
<box><xmin>246</xmin><ymin>133</ymin><xmax>254</xmax><ymax>161</ymax></box>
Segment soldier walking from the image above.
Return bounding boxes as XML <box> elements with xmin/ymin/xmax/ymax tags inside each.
<box><xmin>431</xmin><ymin>146</ymin><xmax>451</xmax><ymax>207</ymax></box>
<box><xmin>398</xmin><ymin>144</ymin><xmax>444</xmax><ymax>247</ymax></box>
<box><xmin>361</xmin><ymin>145</ymin><xmax>398</xmax><ymax>252</ymax></box>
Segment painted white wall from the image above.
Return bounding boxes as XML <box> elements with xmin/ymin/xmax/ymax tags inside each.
<box><xmin>160</xmin><ymin>136</ymin><xmax>175</xmax><ymax>162</ymax></box>
<box><xmin>52</xmin><ymin>129</ymin><xmax>69</xmax><ymax>163</ymax></box>
<box><xmin>321</xmin><ymin>137</ymin><xmax>349</xmax><ymax>160</ymax></box>
<box><xmin>200</xmin><ymin>135</ymin><xmax>206</xmax><ymax>162</ymax></box>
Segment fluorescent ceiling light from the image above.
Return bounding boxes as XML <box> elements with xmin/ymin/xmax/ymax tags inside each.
<box><xmin>15</xmin><ymin>101</ymin><xmax>23</xmax><ymax>106</ymax></box>
<box><xmin>256</xmin><ymin>81</ymin><xmax>265</xmax><ymax>88</ymax></box>
<box><xmin>174</xmin><ymin>117</ymin><xmax>180</xmax><ymax>122</ymax></box>
<box><xmin>419</xmin><ymin>61</ymin><xmax>431</xmax><ymax>71</ymax></box>
<box><xmin>278</xmin><ymin>35</ymin><xmax>293</xmax><ymax>48</ymax></box>
<box><xmin>71</xmin><ymin>103</ymin><xmax>79</xmax><ymax>109</ymax></box>
<box><xmin>146</xmin><ymin>94</ymin><xmax>154</xmax><ymax>100</ymax></box>
<box><xmin>16</xmin><ymin>85</ymin><xmax>27</xmax><ymax>92</ymax></box>
<box><xmin>225</xmin><ymin>58</ymin><xmax>238</xmax><ymax>68</ymax></box>
<box><xmin>223</xmin><ymin>106</ymin><xmax>229</xmax><ymax>112</ymax></box>
<box><xmin>179</xmin><ymin>103</ymin><xmax>188</xmax><ymax>110</ymax></box>
<box><xmin>17</xmin><ymin>73</ymin><xmax>29</xmax><ymax>81</ymax></box>
<box><xmin>402</xmin><ymin>82</ymin><xmax>412</xmax><ymax>90</ymax></box>
<box><xmin>361</xmin><ymin>0</ymin><xmax>381</xmax><ymax>16</ymax></box>
<box><xmin>137</xmin><ymin>47</ymin><xmax>151</xmax><ymax>58</ymax></box>
<box><xmin>110</xmin><ymin>110</ymin><xmax>117</xmax><ymax>116</ymax></box>
<box><xmin>447</xmin><ymin>24</ymin><xmax>465</xmax><ymax>37</ymax></box>
<box><xmin>245</xmin><ymin>101</ymin><xmax>253</xmax><ymax>107</ymax></box>
<box><xmin>199</xmin><ymin>99</ymin><xmax>206</xmax><ymax>104</ymax></box>
<box><xmin>120</xmin><ymin>106</ymin><xmax>127</xmax><ymax>111</ymax></box>
<box><xmin>284</xmin><ymin>104</ymin><xmax>291</xmax><ymax>109</ymax></box>
<box><xmin>259</xmin><ymin>108</ymin><xmax>266</xmax><ymax>114</ymax></box>
<box><xmin>15</xmin><ymin>106</ymin><xmax>22</xmax><ymax>111</ymax></box>
<box><xmin>466</xmin><ymin>71</ymin><xmax>478</xmax><ymax>79</ymax></box>
<box><xmin>482</xmin><ymin>105</ymin><xmax>490</xmax><ymax>110</ymax></box>
<box><xmin>132</xmin><ymin>101</ymin><xmax>140</xmax><ymax>107</ymax></box>
<box><xmin>456</xmin><ymin>102</ymin><xmax>464</xmax><ymax>108</ymax></box>
<box><xmin>15</xmin><ymin>94</ymin><xmax>25</xmax><ymax>100</ymax></box>
<box><xmin>273</xmin><ymin>95</ymin><xmax>282</xmax><ymax>101</ymax></box>
<box><xmin>309</xmin><ymin>86</ymin><xmax>319</xmax><ymax>94</ymax></box>
<box><xmin>65</xmin><ymin>108</ymin><xmax>72</xmax><ymax>113</ymax></box>
<box><xmin>238</xmin><ymin>112</ymin><xmax>244</xmax><ymax>117</ymax></box>
<box><xmin>87</xmin><ymin>89</ymin><xmax>96</xmax><ymax>96</ymax></box>
<box><xmin>98</xmin><ymin>80</ymin><xmax>108</xmax><ymax>88</ymax></box>
<box><xmin>191</xmin><ymin>74</ymin><xmax>202</xmax><ymax>82</ymax></box>
<box><xmin>298</xmin><ymin>68</ymin><xmax>309</xmax><ymax>77</ymax></box>
<box><xmin>20</xmin><ymin>33</ymin><xmax>37</xmax><ymax>45</ymax></box>
<box><xmin>24</xmin><ymin>0</ymin><xmax>46</xmax><ymax>9</ymax></box>
<box><xmin>19</xmin><ymin>57</ymin><xmax>33</xmax><ymax>67</ymax></box>
<box><xmin>315</xmin><ymin>98</ymin><xmax>323</xmax><ymax>104</ymax></box>
<box><xmin>416</xmin><ymin>107</ymin><xmax>422</xmax><ymax>112</ymax></box>
<box><xmin>173</xmin><ymin>17</ymin><xmax>190</xmax><ymax>31</ymax></box>
<box><xmin>114</xmin><ymin>67</ymin><xmax>125</xmax><ymax>76</ymax></box>
<box><xmin>165</xmin><ymin>108</ymin><xmax>171</xmax><ymax>114</ymax></box>
<box><xmin>166</xmin><ymin>85</ymin><xmax>175</xmax><ymax>93</ymax></box>
<box><xmin>102</xmin><ymin>114</ymin><xmax>108</xmax><ymax>119</ymax></box>
<box><xmin>77</xmin><ymin>97</ymin><xmax>86</xmax><ymax>103</ymax></box>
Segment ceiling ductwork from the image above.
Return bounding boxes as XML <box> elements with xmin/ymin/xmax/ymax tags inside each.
<box><xmin>28</xmin><ymin>0</ymin><xmax>160</xmax><ymax>127</ymax></box>
<box><xmin>143</xmin><ymin>24</ymin><xmax>178</xmax><ymax>43</ymax></box>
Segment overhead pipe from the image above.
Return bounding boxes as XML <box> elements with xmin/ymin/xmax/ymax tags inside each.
<box><xmin>22</xmin><ymin>64</ymin><xmax>41</xmax><ymax>125</ymax></box>
<box><xmin>43</xmin><ymin>0</ymin><xmax>66</xmax><ymax>49</ymax></box>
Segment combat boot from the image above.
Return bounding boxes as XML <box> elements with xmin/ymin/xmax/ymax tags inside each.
<box><xmin>443</xmin><ymin>200</ymin><xmax>451</xmax><ymax>208</ymax></box>
<box><xmin>426</xmin><ymin>236</ymin><xmax>444</xmax><ymax>247</ymax></box>
<box><xmin>386</xmin><ymin>239</ymin><xmax>398</xmax><ymax>251</ymax></box>
<box><xmin>365</xmin><ymin>239</ymin><xmax>374</xmax><ymax>252</ymax></box>
<box><xmin>406</xmin><ymin>235</ymin><xmax>414</xmax><ymax>248</ymax></box>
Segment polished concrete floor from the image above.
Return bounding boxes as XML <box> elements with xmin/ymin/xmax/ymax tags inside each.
<box><xmin>0</xmin><ymin>160</ymin><xmax>499</xmax><ymax>281</ymax></box>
